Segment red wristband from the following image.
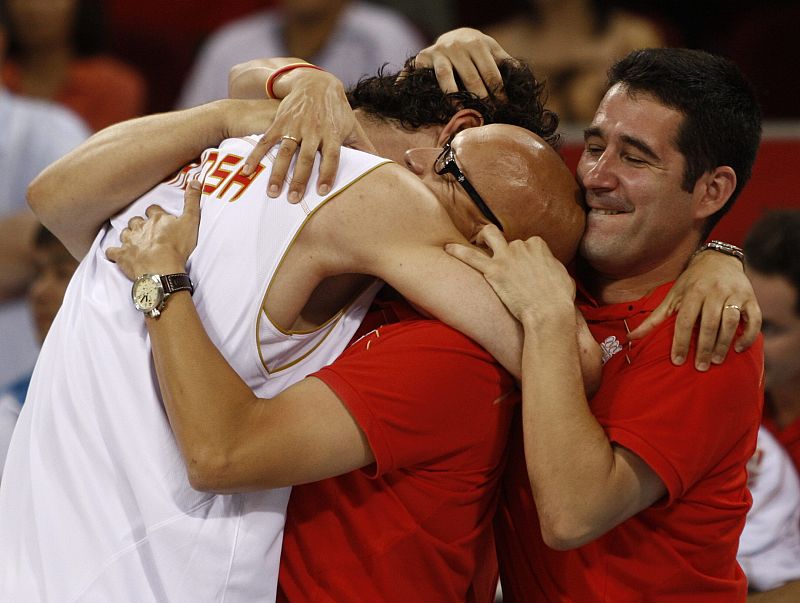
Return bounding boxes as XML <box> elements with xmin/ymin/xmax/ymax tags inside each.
<box><xmin>265</xmin><ymin>63</ymin><xmax>325</xmax><ymax>99</ymax></box>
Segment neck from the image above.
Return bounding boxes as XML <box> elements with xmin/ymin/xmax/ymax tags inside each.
<box><xmin>580</xmin><ymin>237</ymin><xmax>699</xmax><ymax>304</ymax></box>
<box><xmin>355</xmin><ymin>110</ymin><xmax>441</xmax><ymax>163</ymax></box>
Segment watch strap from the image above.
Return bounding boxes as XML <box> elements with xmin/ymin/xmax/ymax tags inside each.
<box><xmin>160</xmin><ymin>273</ymin><xmax>194</xmax><ymax>296</ymax></box>
<box><xmin>695</xmin><ymin>240</ymin><xmax>745</xmax><ymax>264</ymax></box>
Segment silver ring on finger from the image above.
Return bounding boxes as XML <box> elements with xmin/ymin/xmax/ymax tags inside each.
<box><xmin>724</xmin><ymin>304</ymin><xmax>741</xmax><ymax>312</ymax></box>
<box><xmin>280</xmin><ymin>135</ymin><xmax>300</xmax><ymax>144</ymax></box>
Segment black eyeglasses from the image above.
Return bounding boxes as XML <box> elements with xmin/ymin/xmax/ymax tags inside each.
<box><xmin>434</xmin><ymin>140</ymin><xmax>504</xmax><ymax>231</ymax></box>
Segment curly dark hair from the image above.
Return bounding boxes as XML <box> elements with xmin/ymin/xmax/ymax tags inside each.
<box><xmin>346</xmin><ymin>57</ymin><xmax>560</xmax><ymax>148</ymax></box>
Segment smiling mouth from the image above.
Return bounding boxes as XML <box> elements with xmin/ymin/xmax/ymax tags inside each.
<box><xmin>591</xmin><ymin>208</ymin><xmax>628</xmax><ymax>215</ymax></box>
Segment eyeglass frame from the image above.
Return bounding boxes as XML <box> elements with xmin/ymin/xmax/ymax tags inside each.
<box><xmin>434</xmin><ymin>138</ymin><xmax>504</xmax><ymax>232</ymax></box>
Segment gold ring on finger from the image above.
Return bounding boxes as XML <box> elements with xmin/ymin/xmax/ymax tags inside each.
<box><xmin>280</xmin><ymin>135</ymin><xmax>300</xmax><ymax>144</ymax></box>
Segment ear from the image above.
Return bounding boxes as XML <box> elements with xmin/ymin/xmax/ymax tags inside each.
<box><xmin>692</xmin><ymin>166</ymin><xmax>737</xmax><ymax>219</ymax></box>
<box><xmin>435</xmin><ymin>109</ymin><xmax>484</xmax><ymax>146</ymax></box>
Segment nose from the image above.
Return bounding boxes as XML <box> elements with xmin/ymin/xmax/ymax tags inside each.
<box><xmin>579</xmin><ymin>150</ymin><xmax>617</xmax><ymax>192</ymax></box>
<box><xmin>403</xmin><ymin>148</ymin><xmax>438</xmax><ymax>176</ymax></box>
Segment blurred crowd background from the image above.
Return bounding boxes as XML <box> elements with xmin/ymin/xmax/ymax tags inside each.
<box><xmin>94</xmin><ymin>0</ymin><xmax>800</xmax><ymax>119</ymax></box>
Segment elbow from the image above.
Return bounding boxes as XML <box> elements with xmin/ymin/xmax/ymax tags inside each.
<box><xmin>184</xmin><ymin>443</ymin><xmax>277</xmax><ymax>494</ymax></box>
<box><xmin>185</xmin><ymin>447</ymin><xmax>238</xmax><ymax>493</ymax></box>
<box><xmin>26</xmin><ymin>175</ymin><xmax>49</xmax><ymax>217</ymax></box>
<box><xmin>538</xmin><ymin>510</ymin><xmax>598</xmax><ymax>551</ymax></box>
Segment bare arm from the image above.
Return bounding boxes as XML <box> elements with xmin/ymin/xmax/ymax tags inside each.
<box><xmin>311</xmin><ymin>164</ymin><xmax>601</xmax><ymax>386</ymax></box>
<box><xmin>446</xmin><ymin>227</ymin><xmax>665</xmax><ymax>549</ymax></box>
<box><xmin>105</xmin><ymin>169</ymin><xmax>593</xmax><ymax>491</ymax></box>
<box><xmin>106</xmin><ymin>183</ymin><xmax>373</xmax><ymax>492</ymax></box>
<box><xmin>148</xmin><ymin>294</ymin><xmax>373</xmax><ymax>492</ymax></box>
<box><xmin>27</xmin><ymin>99</ymin><xmax>278</xmax><ymax>259</ymax></box>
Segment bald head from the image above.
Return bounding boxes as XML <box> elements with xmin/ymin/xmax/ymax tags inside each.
<box><xmin>454</xmin><ymin>124</ymin><xmax>586</xmax><ymax>264</ymax></box>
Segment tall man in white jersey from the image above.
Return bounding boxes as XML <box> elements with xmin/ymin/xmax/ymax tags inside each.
<box><xmin>0</xmin><ymin>59</ymin><xmax>590</xmax><ymax>602</ymax></box>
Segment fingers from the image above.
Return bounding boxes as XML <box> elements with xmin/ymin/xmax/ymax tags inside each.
<box><xmin>707</xmin><ymin>304</ymin><xmax>744</xmax><ymax>366</ymax></box>
<box><xmin>735</xmin><ymin>300</ymin><xmax>762</xmax><ymax>353</ymax></box>
<box><xmin>127</xmin><ymin>215</ymin><xmax>144</xmax><ymax>230</ymax></box>
<box><xmin>287</xmin><ymin>137</ymin><xmax>321</xmax><ymax>202</ymax></box>
<box><xmin>670</xmin><ymin>295</ymin><xmax>703</xmax><ymax>367</ymax></box>
<box><xmin>474</xmin><ymin>224</ymin><xmax>507</xmax><ymax>254</ymax></box>
<box><xmin>470</xmin><ymin>50</ymin><xmax>505</xmax><ymax>96</ymax></box>
<box><xmin>316</xmin><ymin>143</ymin><xmax>340</xmax><ymax>196</ymax></box>
<box><xmin>266</xmin><ymin>135</ymin><xmax>300</xmax><ymax>198</ymax></box>
<box><xmin>144</xmin><ymin>204</ymin><xmax>166</xmax><ymax>219</ymax></box>
<box><xmin>257</xmin><ymin>131</ymin><xmax>331</xmax><ymax>202</ymax></box>
<box><xmin>444</xmin><ymin>242</ymin><xmax>492</xmax><ymax>273</ymax></box>
<box><xmin>693</xmin><ymin>303</ymin><xmax>727</xmax><ymax>370</ymax></box>
<box><xmin>105</xmin><ymin>245</ymin><xmax>120</xmax><ymax>263</ymax></box>
<box><xmin>243</xmin><ymin>134</ymin><xmax>275</xmax><ymax>179</ymax></box>
<box><xmin>182</xmin><ymin>179</ymin><xmax>202</xmax><ymax>223</ymax></box>
<box><xmin>626</xmin><ymin>303</ymin><xmax>670</xmax><ymax>341</ymax></box>
<box><xmin>431</xmin><ymin>55</ymin><xmax>460</xmax><ymax>95</ymax></box>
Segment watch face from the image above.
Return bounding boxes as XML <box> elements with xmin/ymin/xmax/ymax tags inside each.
<box><xmin>132</xmin><ymin>275</ymin><xmax>163</xmax><ymax>312</ymax></box>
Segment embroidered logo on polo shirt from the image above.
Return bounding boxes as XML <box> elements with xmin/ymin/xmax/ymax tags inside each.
<box><xmin>600</xmin><ymin>336</ymin><xmax>624</xmax><ymax>364</ymax></box>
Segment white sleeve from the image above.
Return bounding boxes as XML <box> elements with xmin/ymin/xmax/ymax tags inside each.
<box><xmin>738</xmin><ymin>426</ymin><xmax>800</xmax><ymax>591</ymax></box>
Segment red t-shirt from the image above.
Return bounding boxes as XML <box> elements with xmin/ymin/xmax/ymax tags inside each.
<box><xmin>762</xmin><ymin>412</ymin><xmax>800</xmax><ymax>476</ymax></box>
<box><xmin>496</xmin><ymin>282</ymin><xmax>764</xmax><ymax>602</ymax></box>
<box><xmin>278</xmin><ymin>299</ymin><xmax>518</xmax><ymax>602</ymax></box>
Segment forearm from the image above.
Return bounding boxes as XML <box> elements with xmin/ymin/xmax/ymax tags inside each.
<box><xmin>229</xmin><ymin>57</ymin><xmax>317</xmax><ymax>99</ymax></box>
<box><xmin>28</xmin><ymin>99</ymin><xmax>276</xmax><ymax>258</ymax></box>
<box><xmin>519</xmin><ymin>304</ymin><xmax>622</xmax><ymax>547</ymax></box>
<box><xmin>519</xmin><ymin>300</ymin><xmax>664</xmax><ymax>549</ymax></box>
<box><xmin>146</xmin><ymin>292</ymin><xmax>261</xmax><ymax>491</ymax></box>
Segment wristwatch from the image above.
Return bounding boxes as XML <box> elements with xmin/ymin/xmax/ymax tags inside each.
<box><xmin>695</xmin><ymin>240</ymin><xmax>745</xmax><ymax>264</ymax></box>
<box><xmin>131</xmin><ymin>273</ymin><xmax>194</xmax><ymax>318</ymax></box>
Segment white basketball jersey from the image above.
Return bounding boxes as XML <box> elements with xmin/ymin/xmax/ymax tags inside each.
<box><xmin>0</xmin><ymin>138</ymin><xmax>389</xmax><ymax>602</ymax></box>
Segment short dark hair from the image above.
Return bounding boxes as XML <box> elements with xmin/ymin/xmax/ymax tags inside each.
<box><xmin>744</xmin><ymin>209</ymin><xmax>800</xmax><ymax>315</ymax></box>
<box><xmin>608</xmin><ymin>48</ymin><xmax>762</xmax><ymax>238</ymax></box>
<box><xmin>346</xmin><ymin>58</ymin><xmax>560</xmax><ymax>148</ymax></box>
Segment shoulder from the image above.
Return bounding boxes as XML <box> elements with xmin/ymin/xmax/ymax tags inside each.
<box><xmin>310</xmin><ymin>158</ymin><xmax>453</xmax><ymax>246</ymax></box>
